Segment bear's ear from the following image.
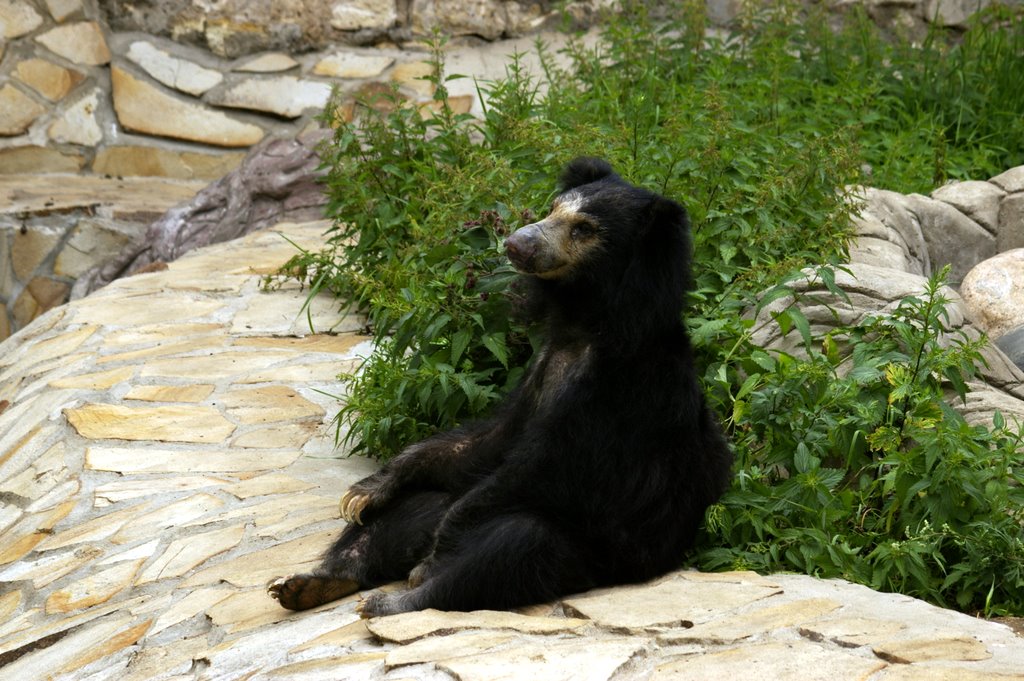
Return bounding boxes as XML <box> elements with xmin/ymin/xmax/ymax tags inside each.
<box><xmin>558</xmin><ymin>157</ymin><xmax>617</xmax><ymax>191</ymax></box>
<box><xmin>644</xmin><ymin>194</ymin><xmax>689</xmax><ymax>236</ymax></box>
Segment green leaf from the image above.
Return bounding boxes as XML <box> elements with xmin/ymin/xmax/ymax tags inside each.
<box><xmin>451</xmin><ymin>328</ymin><xmax>472</xmax><ymax>365</ymax></box>
<box><xmin>482</xmin><ymin>332</ymin><xmax>509</xmax><ymax>369</ymax></box>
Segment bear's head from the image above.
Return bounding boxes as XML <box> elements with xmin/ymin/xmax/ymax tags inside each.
<box><xmin>505</xmin><ymin>157</ymin><xmax>693</xmax><ymax>342</ymax></box>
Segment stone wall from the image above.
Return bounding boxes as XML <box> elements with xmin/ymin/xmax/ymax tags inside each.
<box><xmin>0</xmin><ymin>1</ymin><xmax>1009</xmax><ymax>182</ymax></box>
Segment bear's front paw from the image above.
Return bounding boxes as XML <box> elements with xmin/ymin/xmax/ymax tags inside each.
<box><xmin>356</xmin><ymin>591</ymin><xmax>413</xmax><ymax>619</ymax></box>
<box><xmin>267</xmin><ymin>573</ymin><xmax>359</xmax><ymax>611</ymax></box>
<box><xmin>339</xmin><ymin>489</ymin><xmax>372</xmax><ymax>524</ymax></box>
<box><xmin>339</xmin><ymin>473</ymin><xmax>395</xmax><ymax>524</ymax></box>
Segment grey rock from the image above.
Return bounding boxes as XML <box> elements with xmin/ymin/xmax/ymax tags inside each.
<box><xmin>849</xmin><ymin>187</ymin><xmax>930</xmax><ymax>276</ymax></box>
<box><xmin>994</xmin><ymin>325</ymin><xmax>1024</xmax><ymax>374</ymax></box>
<box><xmin>990</xmin><ymin>165</ymin><xmax>1024</xmax><ymax>193</ymax></box>
<box><xmin>904</xmin><ymin>193</ymin><xmax>995</xmax><ymax>285</ymax></box>
<box><xmin>931</xmin><ymin>180</ymin><xmax>1004</xmax><ymax>235</ymax></box>
<box><xmin>998</xmin><ymin>193</ymin><xmax>1024</xmax><ymax>252</ymax></box>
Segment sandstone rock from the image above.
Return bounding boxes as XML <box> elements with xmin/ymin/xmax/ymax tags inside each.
<box><xmin>13</xmin><ymin>59</ymin><xmax>85</xmax><ymax>102</ymax></box>
<box><xmin>653</xmin><ymin>641</ymin><xmax>887</xmax><ymax>680</ymax></box>
<box><xmin>234</xmin><ymin>53</ymin><xmax>299</xmax><ymax>72</ymax></box>
<box><xmin>391</xmin><ymin>60</ymin><xmax>436</xmax><ymax>96</ymax></box>
<box><xmin>72</xmin><ymin>130</ymin><xmax>328</xmax><ymax>298</ymax></box>
<box><xmin>65</xmin><ymin>403</ymin><xmax>237</xmax><ymax>443</ymax></box>
<box><xmin>330</xmin><ymin>0</ymin><xmax>397</xmax><ymax>31</ymax></box>
<box><xmin>48</xmin><ymin>366</ymin><xmax>134</xmax><ymax>391</ymax></box>
<box><xmin>203</xmin><ymin>18</ymin><xmax>277</xmax><ymax>58</ymax></box>
<box><xmin>124</xmin><ymin>384</ymin><xmax>215</xmax><ymax>403</ymax></box>
<box><xmin>904</xmin><ymin>193</ymin><xmax>995</xmax><ymax>285</ymax></box>
<box><xmin>47</xmin><ymin>88</ymin><xmax>103</xmax><ymax>146</ymax></box>
<box><xmin>313</xmin><ymin>52</ymin><xmax>395</xmax><ymax>78</ymax></box>
<box><xmin>0</xmin><ymin>0</ymin><xmax>43</xmax><ymax>38</ymax></box>
<box><xmin>23</xmin><ymin>277</ymin><xmax>70</xmax><ymax>317</ymax></box>
<box><xmin>45</xmin><ymin>559</ymin><xmax>146</xmax><ymax>613</ymax></box>
<box><xmin>12</xmin><ymin>226</ymin><xmax>62</xmax><ymax>281</ymax></box>
<box><xmin>53</xmin><ymin>219</ymin><xmax>136</xmax><ymax>278</ymax></box>
<box><xmin>0</xmin><ymin>146</ymin><xmax>85</xmax><ymax>174</ymax></box>
<box><xmin>960</xmin><ymin>250</ymin><xmax>1024</xmax><ymax>340</ymax></box>
<box><xmin>136</xmin><ymin>524</ymin><xmax>244</xmax><ymax>583</ymax></box>
<box><xmin>220</xmin><ymin>385</ymin><xmax>324</xmax><ymax>423</ymax></box>
<box><xmin>505</xmin><ymin>1</ymin><xmax>550</xmax><ymax>35</ymax></box>
<box><xmin>126</xmin><ymin>41</ymin><xmax>224</xmax><ymax>96</ymax></box>
<box><xmin>366</xmin><ymin>609</ymin><xmax>590</xmax><ymax>644</ymax></box>
<box><xmin>873</xmin><ymin>635</ymin><xmax>992</xmax><ymax>663</ymax></box>
<box><xmin>924</xmin><ymin>0</ymin><xmax>992</xmax><ymax>27</ymax></box>
<box><xmin>931</xmin><ymin>179</ymin><xmax>1004</xmax><ymax>234</ymax></box>
<box><xmin>224</xmin><ymin>473</ymin><xmax>314</xmax><ymax>499</ymax></box>
<box><xmin>86</xmin><ymin>445</ymin><xmax>301</xmax><ymax>473</ymax></box>
<box><xmin>111</xmin><ymin>66</ymin><xmax>265</xmax><ymax>148</ymax></box>
<box><xmin>36</xmin><ymin>21</ymin><xmax>112</xmax><ymax>65</ymax></box>
<box><xmin>92</xmin><ymin>145</ymin><xmax>245</xmax><ymax>180</ymax></box>
<box><xmin>0</xmin><ymin>614</ymin><xmax>148</xmax><ymax>679</ymax></box>
<box><xmin>664</xmin><ymin>597</ymin><xmax>842</xmax><ymax>645</ymax></box>
<box><xmin>990</xmin><ymin>165</ymin><xmax>1024</xmax><ymax>194</ymax></box>
<box><xmin>562</xmin><ymin>572</ymin><xmax>782</xmax><ymax>631</ymax></box>
<box><xmin>799</xmin><ymin>616</ymin><xmax>906</xmax><ymax>648</ymax></box>
<box><xmin>44</xmin><ymin>0</ymin><xmax>82</xmax><ymax>22</ymax></box>
<box><xmin>414</xmin><ymin>0</ymin><xmax>510</xmax><ymax>40</ymax></box>
<box><xmin>998</xmin><ymin>194</ymin><xmax>1024</xmax><ymax>252</ymax></box>
<box><xmin>440</xmin><ymin>637</ymin><xmax>646</xmax><ymax>681</ymax></box>
<box><xmin>208</xmin><ymin>76</ymin><xmax>333</xmax><ymax>118</ymax></box>
<box><xmin>0</xmin><ymin>84</ymin><xmax>46</xmax><ymax>136</ymax></box>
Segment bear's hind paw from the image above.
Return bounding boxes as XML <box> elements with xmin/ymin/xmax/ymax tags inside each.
<box><xmin>267</xmin><ymin>573</ymin><xmax>359</xmax><ymax>611</ymax></box>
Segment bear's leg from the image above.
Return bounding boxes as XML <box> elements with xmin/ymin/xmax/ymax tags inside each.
<box><xmin>357</xmin><ymin>513</ymin><xmax>593</xmax><ymax>617</ymax></box>
<box><xmin>269</xmin><ymin>490</ymin><xmax>449</xmax><ymax>611</ymax></box>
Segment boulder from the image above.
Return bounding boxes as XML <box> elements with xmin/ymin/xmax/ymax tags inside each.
<box><xmin>904</xmin><ymin>193</ymin><xmax>995</xmax><ymax>285</ymax></box>
<box><xmin>847</xmin><ymin>187</ymin><xmax>930</xmax><ymax>276</ymax></box>
<box><xmin>960</xmin><ymin>249</ymin><xmax>1024</xmax><ymax>340</ymax></box>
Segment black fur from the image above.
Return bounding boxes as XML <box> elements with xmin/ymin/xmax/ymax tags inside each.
<box><xmin>271</xmin><ymin>157</ymin><xmax>733</xmax><ymax>616</ymax></box>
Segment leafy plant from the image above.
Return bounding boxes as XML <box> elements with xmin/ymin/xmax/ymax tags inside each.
<box><xmin>273</xmin><ymin>0</ymin><xmax>1024</xmax><ymax>613</ymax></box>
<box><xmin>698</xmin><ymin>267</ymin><xmax>1024</xmax><ymax>614</ymax></box>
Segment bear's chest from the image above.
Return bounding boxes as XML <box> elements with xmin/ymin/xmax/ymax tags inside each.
<box><xmin>534</xmin><ymin>343</ymin><xmax>593</xmax><ymax>410</ymax></box>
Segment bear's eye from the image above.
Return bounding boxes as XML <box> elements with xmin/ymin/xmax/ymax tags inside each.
<box><xmin>569</xmin><ymin>220</ymin><xmax>597</xmax><ymax>239</ymax></box>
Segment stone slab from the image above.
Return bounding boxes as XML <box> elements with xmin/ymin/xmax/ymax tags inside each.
<box><xmin>562</xmin><ymin>572</ymin><xmax>782</xmax><ymax>631</ymax></box>
<box><xmin>65</xmin><ymin>403</ymin><xmax>237</xmax><ymax>443</ymax></box>
<box><xmin>366</xmin><ymin>608</ymin><xmax>591</xmax><ymax>644</ymax></box>
<box><xmin>111</xmin><ymin>66</ymin><xmax>264</xmax><ymax>148</ymax></box>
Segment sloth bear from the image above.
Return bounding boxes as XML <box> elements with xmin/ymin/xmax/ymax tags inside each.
<box><xmin>269</xmin><ymin>157</ymin><xmax>733</xmax><ymax>617</ymax></box>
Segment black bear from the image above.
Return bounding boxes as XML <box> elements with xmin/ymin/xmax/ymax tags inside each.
<box><xmin>268</xmin><ymin>157</ymin><xmax>733</xmax><ymax>617</ymax></box>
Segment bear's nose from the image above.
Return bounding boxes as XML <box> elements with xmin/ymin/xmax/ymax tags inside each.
<box><xmin>505</xmin><ymin>225</ymin><xmax>540</xmax><ymax>269</ymax></box>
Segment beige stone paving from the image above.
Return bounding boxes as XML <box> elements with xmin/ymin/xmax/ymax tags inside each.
<box><xmin>0</xmin><ymin>220</ymin><xmax>1023</xmax><ymax>680</ymax></box>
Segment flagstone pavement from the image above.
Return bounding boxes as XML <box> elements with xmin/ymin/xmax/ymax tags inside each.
<box><xmin>1</xmin><ymin>220</ymin><xmax>1022</xmax><ymax>680</ymax></box>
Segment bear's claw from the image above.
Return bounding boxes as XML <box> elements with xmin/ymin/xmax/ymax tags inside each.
<box><xmin>339</xmin><ymin>491</ymin><xmax>371</xmax><ymax>524</ymax></box>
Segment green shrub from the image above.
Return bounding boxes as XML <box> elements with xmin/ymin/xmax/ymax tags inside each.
<box><xmin>274</xmin><ymin>0</ymin><xmax>1024</xmax><ymax>614</ymax></box>
<box><xmin>698</xmin><ymin>267</ymin><xmax>1024</xmax><ymax>615</ymax></box>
